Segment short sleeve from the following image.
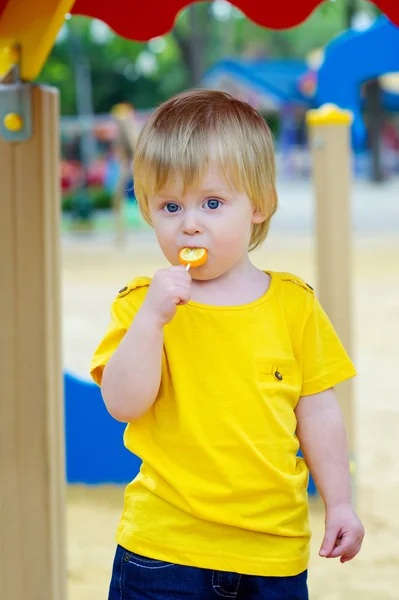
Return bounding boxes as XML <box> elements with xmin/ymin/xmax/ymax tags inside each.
<box><xmin>300</xmin><ymin>296</ymin><xmax>356</xmax><ymax>396</ymax></box>
<box><xmin>90</xmin><ymin>296</ymin><xmax>137</xmax><ymax>386</ymax></box>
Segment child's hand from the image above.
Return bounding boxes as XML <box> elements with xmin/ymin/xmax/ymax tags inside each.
<box><xmin>319</xmin><ymin>503</ymin><xmax>365</xmax><ymax>563</ymax></box>
<box><xmin>141</xmin><ymin>266</ymin><xmax>192</xmax><ymax>327</ymax></box>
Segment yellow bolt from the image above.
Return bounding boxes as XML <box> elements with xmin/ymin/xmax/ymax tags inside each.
<box><xmin>3</xmin><ymin>112</ymin><xmax>24</xmax><ymax>132</ymax></box>
<box><xmin>5</xmin><ymin>45</ymin><xmax>20</xmax><ymax>65</ymax></box>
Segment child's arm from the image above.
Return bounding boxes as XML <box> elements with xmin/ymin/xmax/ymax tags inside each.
<box><xmin>101</xmin><ymin>266</ymin><xmax>192</xmax><ymax>422</ymax></box>
<box><xmin>295</xmin><ymin>388</ymin><xmax>365</xmax><ymax>563</ymax></box>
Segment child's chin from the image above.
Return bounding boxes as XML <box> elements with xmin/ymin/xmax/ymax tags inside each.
<box><xmin>191</xmin><ymin>267</ymin><xmax>209</xmax><ymax>280</ymax></box>
<box><xmin>191</xmin><ymin>266</ymin><xmax>220</xmax><ymax>281</ymax></box>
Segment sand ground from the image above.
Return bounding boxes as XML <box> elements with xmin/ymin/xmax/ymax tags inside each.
<box><xmin>64</xmin><ymin>182</ymin><xmax>399</xmax><ymax>599</ymax></box>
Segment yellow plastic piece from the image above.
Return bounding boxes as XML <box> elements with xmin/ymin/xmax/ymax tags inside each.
<box><xmin>111</xmin><ymin>102</ymin><xmax>136</xmax><ymax>120</ymax></box>
<box><xmin>306</xmin><ymin>104</ymin><xmax>353</xmax><ymax>127</ymax></box>
<box><xmin>0</xmin><ymin>0</ymin><xmax>75</xmax><ymax>81</ymax></box>
<box><xmin>0</xmin><ymin>44</ymin><xmax>19</xmax><ymax>72</ymax></box>
<box><xmin>3</xmin><ymin>112</ymin><xmax>24</xmax><ymax>131</ymax></box>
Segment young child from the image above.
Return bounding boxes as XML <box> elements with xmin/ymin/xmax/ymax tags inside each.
<box><xmin>91</xmin><ymin>90</ymin><xmax>365</xmax><ymax>599</ymax></box>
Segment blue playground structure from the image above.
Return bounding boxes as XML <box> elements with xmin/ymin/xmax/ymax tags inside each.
<box><xmin>317</xmin><ymin>16</ymin><xmax>399</xmax><ymax>148</ymax></box>
<box><xmin>64</xmin><ymin>372</ymin><xmax>140</xmax><ymax>484</ymax></box>
<box><xmin>203</xmin><ymin>58</ymin><xmax>310</xmax><ymax>111</ymax></box>
<box><xmin>203</xmin><ymin>17</ymin><xmax>399</xmax><ymax>153</ymax></box>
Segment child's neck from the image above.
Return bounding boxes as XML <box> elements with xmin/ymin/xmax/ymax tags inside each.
<box><xmin>190</xmin><ymin>259</ymin><xmax>270</xmax><ymax>306</ymax></box>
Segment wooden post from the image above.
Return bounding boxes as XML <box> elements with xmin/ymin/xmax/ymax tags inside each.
<box><xmin>0</xmin><ymin>84</ymin><xmax>66</xmax><ymax>599</ymax></box>
<box><xmin>111</xmin><ymin>106</ymin><xmax>137</xmax><ymax>247</ymax></box>
<box><xmin>306</xmin><ymin>104</ymin><xmax>355</xmax><ymax>460</ymax></box>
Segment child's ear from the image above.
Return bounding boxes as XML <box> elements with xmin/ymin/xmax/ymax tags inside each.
<box><xmin>252</xmin><ymin>209</ymin><xmax>267</xmax><ymax>224</ymax></box>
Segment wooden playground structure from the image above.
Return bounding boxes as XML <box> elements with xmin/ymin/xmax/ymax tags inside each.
<box><xmin>1</xmin><ymin>1</ymin><xmax>399</xmax><ymax>598</ymax></box>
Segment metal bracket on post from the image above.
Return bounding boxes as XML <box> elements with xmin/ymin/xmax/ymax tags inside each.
<box><xmin>0</xmin><ymin>49</ymin><xmax>32</xmax><ymax>142</ymax></box>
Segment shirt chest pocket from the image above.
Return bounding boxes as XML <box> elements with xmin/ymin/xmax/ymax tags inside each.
<box><xmin>256</xmin><ymin>359</ymin><xmax>300</xmax><ymax>401</ymax></box>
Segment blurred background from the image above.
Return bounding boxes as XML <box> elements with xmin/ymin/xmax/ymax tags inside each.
<box><xmin>51</xmin><ymin>1</ymin><xmax>399</xmax><ymax>598</ymax></box>
<box><xmin>52</xmin><ymin>0</ymin><xmax>398</xmax><ymax>231</ymax></box>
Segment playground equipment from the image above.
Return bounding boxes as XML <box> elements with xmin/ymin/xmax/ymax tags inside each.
<box><xmin>2</xmin><ymin>2</ymin><xmax>399</xmax><ymax>599</ymax></box>
<box><xmin>64</xmin><ymin>373</ymin><xmax>141</xmax><ymax>483</ymax></box>
<box><xmin>112</xmin><ymin>104</ymin><xmax>137</xmax><ymax>240</ymax></box>
<box><xmin>316</xmin><ymin>16</ymin><xmax>399</xmax><ymax>149</ymax></box>
<box><xmin>203</xmin><ymin>58</ymin><xmax>310</xmax><ymax>113</ymax></box>
<box><xmin>205</xmin><ymin>20</ymin><xmax>399</xmax><ymax>154</ymax></box>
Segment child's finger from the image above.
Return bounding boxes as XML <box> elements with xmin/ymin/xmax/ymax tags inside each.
<box><xmin>328</xmin><ymin>534</ymin><xmax>357</xmax><ymax>559</ymax></box>
<box><xmin>340</xmin><ymin>554</ymin><xmax>356</xmax><ymax>564</ymax></box>
<box><xmin>319</xmin><ymin>528</ymin><xmax>340</xmax><ymax>557</ymax></box>
<box><xmin>340</xmin><ymin>542</ymin><xmax>363</xmax><ymax>563</ymax></box>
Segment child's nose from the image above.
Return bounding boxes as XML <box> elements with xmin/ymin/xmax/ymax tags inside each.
<box><xmin>182</xmin><ymin>210</ymin><xmax>202</xmax><ymax>235</ymax></box>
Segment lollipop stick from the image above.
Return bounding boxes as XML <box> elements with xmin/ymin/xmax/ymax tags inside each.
<box><xmin>186</xmin><ymin>264</ymin><xmax>191</xmax><ymax>272</ymax></box>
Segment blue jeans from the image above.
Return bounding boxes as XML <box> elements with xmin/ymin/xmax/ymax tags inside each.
<box><xmin>109</xmin><ymin>545</ymin><xmax>308</xmax><ymax>599</ymax></box>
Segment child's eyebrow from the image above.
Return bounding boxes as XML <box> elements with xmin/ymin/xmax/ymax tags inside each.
<box><xmin>155</xmin><ymin>188</ymin><xmax>231</xmax><ymax>199</ymax></box>
<box><xmin>199</xmin><ymin>187</ymin><xmax>232</xmax><ymax>195</ymax></box>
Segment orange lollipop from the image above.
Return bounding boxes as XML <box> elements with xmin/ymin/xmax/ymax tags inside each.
<box><xmin>179</xmin><ymin>247</ymin><xmax>208</xmax><ymax>270</ymax></box>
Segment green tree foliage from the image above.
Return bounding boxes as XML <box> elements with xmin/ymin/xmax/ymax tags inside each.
<box><xmin>37</xmin><ymin>17</ymin><xmax>186</xmax><ymax>114</ymax></box>
<box><xmin>36</xmin><ymin>0</ymin><xmax>376</xmax><ymax>115</ymax></box>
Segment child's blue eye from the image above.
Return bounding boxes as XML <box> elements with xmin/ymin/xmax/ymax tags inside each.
<box><xmin>205</xmin><ymin>199</ymin><xmax>221</xmax><ymax>210</ymax></box>
<box><xmin>164</xmin><ymin>203</ymin><xmax>180</xmax><ymax>213</ymax></box>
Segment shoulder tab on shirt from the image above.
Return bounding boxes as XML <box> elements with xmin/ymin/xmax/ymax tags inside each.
<box><xmin>117</xmin><ymin>276</ymin><xmax>152</xmax><ymax>298</ymax></box>
<box><xmin>278</xmin><ymin>272</ymin><xmax>314</xmax><ymax>294</ymax></box>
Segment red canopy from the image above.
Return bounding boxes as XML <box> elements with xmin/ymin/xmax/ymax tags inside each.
<box><xmin>1</xmin><ymin>0</ymin><xmax>398</xmax><ymax>81</ymax></box>
<box><xmin>72</xmin><ymin>0</ymin><xmax>399</xmax><ymax>41</ymax></box>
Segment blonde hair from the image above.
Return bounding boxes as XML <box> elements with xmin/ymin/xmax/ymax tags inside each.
<box><xmin>133</xmin><ymin>90</ymin><xmax>278</xmax><ymax>251</ymax></box>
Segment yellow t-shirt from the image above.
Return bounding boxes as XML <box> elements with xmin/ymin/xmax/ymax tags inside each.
<box><xmin>90</xmin><ymin>271</ymin><xmax>356</xmax><ymax>577</ymax></box>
